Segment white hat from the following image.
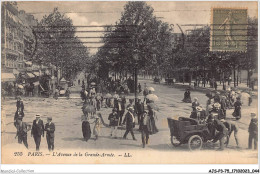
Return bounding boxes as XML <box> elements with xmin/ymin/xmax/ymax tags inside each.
<box><xmin>36</xmin><ymin>114</ymin><xmax>41</xmax><ymax>118</ymax></box>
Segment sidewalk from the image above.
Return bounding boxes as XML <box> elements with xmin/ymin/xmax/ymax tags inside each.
<box><xmin>139</xmin><ymin>77</ymin><xmax>258</xmax><ymax>97</ymax></box>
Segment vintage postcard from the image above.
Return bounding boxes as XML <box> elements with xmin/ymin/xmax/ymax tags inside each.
<box><xmin>1</xmin><ymin>1</ymin><xmax>258</xmax><ymax>165</ymax></box>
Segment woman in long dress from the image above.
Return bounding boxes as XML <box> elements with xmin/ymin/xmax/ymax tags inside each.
<box><xmin>81</xmin><ymin>116</ymin><xmax>91</xmax><ymax>142</ymax></box>
<box><xmin>147</xmin><ymin>105</ymin><xmax>158</xmax><ymax>135</ymax></box>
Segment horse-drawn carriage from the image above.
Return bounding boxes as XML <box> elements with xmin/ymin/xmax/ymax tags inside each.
<box><xmin>167</xmin><ymin>117</ymin><xmax>213</xmax><ymax>150</ymax></box>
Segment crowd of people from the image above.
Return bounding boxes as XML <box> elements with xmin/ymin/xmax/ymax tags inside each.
<box><xmin>13</xmin><ymin>97</ymin><xmax>56</xmax><ymax>151</ymax></box>
<box><xmin>182</xmin><ymin>87</ymin><xmax>257</xmax><ymax>151</ymax></box>
<box><xmin>10</xmin><ymin>76</ymin><xmax>257</xmax><ymax>151</ymax></box>
<box><xmin>79</xmin><ymin>82</ymin><xmax>158</xmax><ymax>148</ymax></box>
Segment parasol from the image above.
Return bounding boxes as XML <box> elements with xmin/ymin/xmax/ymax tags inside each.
<box><xmin>91</xmin><ymin>82</ymin><xmax>96</xmax><ymax>86</ymax></box>
<box><xmin>84</xmin><ymin>105</ymin><xmax>96</xmax><ymax>113</ymax></box>
<box><xmin>60</xmin><ymin>90</ymin><xmax>66</xmax><ymax>95</ymax></box>
<box><xmin>146</xmin><ymin>94</ymin><xmax>158</xmax><ymax>101</ymax></box>
<box><xmin>241</xmin><ymin>92</ymin><xmax>250</xmax><ymax>104</ymax></box>
<box><xmin>105</xmin><ymin>93</ymin><xmax>112</xmax><ymax>98</ymax></box>
<box><xmin>147</xmin><ymin>87</ymin><xmax>155</xmax><ymax>92</ymax></box>
<box><xmin>147</xmin><ymin>103</ymin><xmax>159</xmax><ymax>111</ymax></box>
<box><xmin>113</xmin><ymin>94</ymin><xmax>119</xmax><ymax>99</ymax></box>
<box><xmin>17</xmin><ymin>84</ymin><xmax>24</xmax><ymax>89</ymax></box>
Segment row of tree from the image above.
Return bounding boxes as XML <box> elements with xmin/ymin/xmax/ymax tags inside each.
<box><xmin>93</xmin><ymin>2</ymin><xmax>257</xmax><ymax>88</ymax></box>
<box><xmin>33</xmin><ymin>8</ymin><xmax>90</xmax><ymax>81</ymax></box>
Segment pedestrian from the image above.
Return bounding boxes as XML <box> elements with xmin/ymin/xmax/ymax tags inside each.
<box><xmin>93</xmin><ymin>116</ymin><xmax>101</xmax><ymax>140</ymax></box>
<box><xmin>192</xmin><ymin>97</ymin><xmax>200</xmax><ymax>112</ymax></box>
<box><xmin>140</xmin><ymin>111</ymin><xmax>150</xmax><ymax>147</ymax></box>
<box><xmin>126</xmin><ymin>99</ymin><xmax>134</xmax><ymax>110</ymax></box>
<box><xmin>54</xmin><ymin>88</ymin><xmax>59</xmax><ymax>100</ymax></box>
<box><xmin>214</xmin><ymin>92</ymin><xmax>221</xmax><ymax>103</ymax></box>
<box><xmin>138</xmin><ymin>83</ymin><xmax>142</xmax><ymax>93</ymax></box>
<box><xmin>220</xmin><ymin>96</ymin><xmax>227</xmax><ymax>119</ymax></box>
<box><xmin>15</xmin><ymin>119</ymin><xmax>30</xmax><ymax>149</ymax></box>
<box><xmin>248</xmin><ymin>113</ymin><xmax>258</xmax><ymax>150</ymax></box>
<box><xmin>123</xmin><ymin>107</ymin><xmax>137</xmax><ymax>140</ymax></box>
<box><xmin>232</xmin><ymin>97</ymin><xmax>242</xmax><ymax>120</ymax></box>
<box><xmin>220</xmin><ymin>119</ymin><xmax>240</xmax><ymax>148</ymax></box>
<box><xmin>147</xmin><ymin>105</ymin><xmax>159</xmax><ymax>134</ymax></box>
<box><xmin>212</xmin><ymin>119</ymin><xmax>228</xmax><ymax>151</ymax></box>
<box><xmin>116</xmin><ymin>98</ymin><xmax>125</xmax><ymax>126</ymax></box>
<box><xmin>14</xmin><ymin>108</ymin><xmax>24</xmax><ymax>128</ymax></box>
<box><xmin>78</xmin><ymin>79</ymin><xmax>80</xmax><ymax>85</ymax></box>
<box><xmin>136</xmin><ymin>98</ymin><xmax>144</xmax><ymax>125</ymax></box>
<box><xmin>143</xmin><ymin>83</ymin><xmax>149</xmax><ymax>102</ymax></box>
<box><xmin>16</xmin><ymin>96</ymin><xmax>24</xmax><ymax>113</ymax></box>
<box><xmin>248</xmin><ymin>91</ymin><xmax>253</xmax><ymax>106</ymax></box>
<box><xmin>45</xmin><ymin>117</ymin><xmax>55</xmax><ymax>151</ymax></box>
<box><xmin>214</xmin><ymin>81</ymin><xmax>218</xmax><ymax>90</ymax></box>
<box><xmin>108</xmin><ymin>108</ymin><xmax>119</xmax><ymax>138</ymax></box>
<box><xmin>183</xmin><ymin>88</ymin><xmax>192</xmax><ymax>103</ymax></box>
<box><xmin>81</xmin><ymin>116</ymin><xmax>91</xmax><ymax>142</ymax></box>
<box><xmin>31</xmin><ymin>114</ymin><xmax>44</xmax><ymax>151</ymax></box>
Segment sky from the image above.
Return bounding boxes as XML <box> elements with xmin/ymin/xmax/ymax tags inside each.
<box><xmin>17</xmin><ymin>1</ymin><xmax>258</xmax><ymax>54</ymax></box>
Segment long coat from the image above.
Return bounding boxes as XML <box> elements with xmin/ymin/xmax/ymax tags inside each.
<box><xmin>124</xmin><ymin>112</ymin><xmax>135</xmax><ymax>130</ymax></box>
<box><xmin>45</xmin><ymin>122</ymin><xmax>55</xmax><ymax>138</ymax></box>
<box><xmin>82</xmin><ymin>121</ymin><xmax>91</xmax><ymax>141</ymax></box>
<box><xmin>31</xmin><ymin>119</ymin><xmax>44</xmax><ymax>137</ymax></box>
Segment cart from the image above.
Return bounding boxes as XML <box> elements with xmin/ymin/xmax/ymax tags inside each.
<box><xmin>167</xmin><ymin>117</ymin><xmax>212</xmax><ymax>150</ymax></box>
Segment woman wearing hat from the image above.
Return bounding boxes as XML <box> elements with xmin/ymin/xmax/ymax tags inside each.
<box><xmin>147</xmin><ymin>105</ymin><xmax>158</xmax><ymax>135</ymax></box>
<box><xmin>182</xmin><ymin>88</ymin><xmax>192</xmax><ymax>103</ymax></box>
<box><xmin>192</xmin><ymin>97</ymin><xmax>200</xmax><ymax>112</ymax></box>
<box><xmin>232</xmin><ymin>97</ymin><xmax>242</xmax><ymax>120</ymax></box>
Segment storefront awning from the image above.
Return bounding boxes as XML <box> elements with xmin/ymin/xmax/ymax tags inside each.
<box><xmin>26</xmin><ymin>72</ymin><xmax>35</xmax><ymax>78</ymax></box>
<box><xmin>33</xmin><ymin>81</ymin><xmax>40</xmax><ymax>86</ymax></box>
<box><xmin>2</xmin><ymin>73</ymin><xmax>16</xmax><ymax>82</ymax></box>
<box><xmin>32</xmin><ymin>72</ymin><xmax>40</xmax><ymax>77</ymax></box>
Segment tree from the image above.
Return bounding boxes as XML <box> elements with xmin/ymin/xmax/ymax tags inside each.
<box><xmin>33</xmin><ymin>8</ymin><xmax>90</xmax><ymax>80</ymax></box>
<box><xmin>95</xmin><ymin>2</ymin><xmax>173</xmax><ymax>80</ymax></box>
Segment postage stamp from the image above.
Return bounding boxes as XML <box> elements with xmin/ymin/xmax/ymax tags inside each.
<box><xmin>210</xmin><ymin>8</ymin><xmax>248</xmax><ymax>52</ymax></box>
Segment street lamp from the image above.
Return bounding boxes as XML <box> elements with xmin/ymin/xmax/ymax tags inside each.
<box><xmin>133</xmin><ymin>50</ymin><xmax>138</xmax><ymax>104</ymax></box>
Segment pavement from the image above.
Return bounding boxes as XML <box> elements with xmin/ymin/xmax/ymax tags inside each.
<box><xmin>1</xmin><ymin>75</ymin><xmax>258</xmax><ymax>164</ymax></box>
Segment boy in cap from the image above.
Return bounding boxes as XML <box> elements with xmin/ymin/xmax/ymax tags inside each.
<box><xmin>31</xmin><ymin>114</ymin><xmax>44</xmax><ymax>151</ymax></box>
<box><xmin>45</xmin><ymin>117</ymin><xmax>55</xmax><ymax>151</ymax></box>
<box><xmin>248</xmin><ymin>113</ymin><xmax>258</xmax><ymax>150</ymax></box>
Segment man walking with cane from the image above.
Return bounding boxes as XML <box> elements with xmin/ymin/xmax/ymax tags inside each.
<box><xmin>123</xmin><ymin>107</ymin><xmax>137</xmax><ymax>140</ymax></box>
<box><xmin>31</xmin><ymin>114</ymin><xmax>44</xmax><ymax>151</ymax></box>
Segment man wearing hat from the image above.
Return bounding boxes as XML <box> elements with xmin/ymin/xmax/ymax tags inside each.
<box><xmin>31</xmin><ymin>114</ymin><xmax>44</xmax><ymax>151</ymax></box>
<box><xmin>123</xmin><ymin>107</ymin><xmax>137</xmax><ymax>140</ymax></box>
<box><xmin>45</xmin><ymin>117</ymin><xmax>55</xmax><ymax>151</ymax></box>
<box><xmin>248</xmin><ymin>113</ymin><xmax>258</xmax><ymax>150</ymax></box>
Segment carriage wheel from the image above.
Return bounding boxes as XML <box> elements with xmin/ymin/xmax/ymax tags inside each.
<box><xmin>171</xmin><ymin>136</ymin><xmax>181</xmax><ymax>147</ymax></box>
<box><xmin>188</xmin><ymin>135</ymin><xmax>203</xmax><ymax>151</ymax></box>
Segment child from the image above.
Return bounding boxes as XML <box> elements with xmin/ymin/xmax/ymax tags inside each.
<box><xmin>248</xmin><ymin>113</ymin><xmax>258</xmax><ymax>150</ymax></box>
<box><xmin>93</xmin><ymin>116</ymin><xmax>101</xmax><ymax>140</ymax></box>
<box><xmin>108</xmin><ymin>108</ymin><xmax>119</xmax><ymax>138</ymax></box>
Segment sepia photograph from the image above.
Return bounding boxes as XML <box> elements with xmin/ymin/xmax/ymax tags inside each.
<box><xmin>1</xmin><ymin>0</ymin><xmax>258</xmax><ymax>166</ymax></box>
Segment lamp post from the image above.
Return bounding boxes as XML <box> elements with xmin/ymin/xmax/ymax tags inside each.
<box><xmin>133</xmin><ymin>50</ymin><xmax>138</xmax><ymax>105</ymax></box>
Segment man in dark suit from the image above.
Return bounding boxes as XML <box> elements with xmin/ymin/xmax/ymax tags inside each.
<box><xmin>123</xmin><ymin>107</ymin><xmax>136</xmax><ymax>140</ymax></box>
<box><xmin>45</xmin><ymin>117</ymin><xmax>55</xmax><ymax>151</ymax></box>
<box><xmin>31</xmin><ymin>114</ymin><xmax>44</xmax><ymax>151</ymax></box>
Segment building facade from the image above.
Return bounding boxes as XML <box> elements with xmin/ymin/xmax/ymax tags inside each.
<box><xmin>1</xmin><ymin>2</ymin><xmax>25</xmax><ymax>72</ymax></box>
